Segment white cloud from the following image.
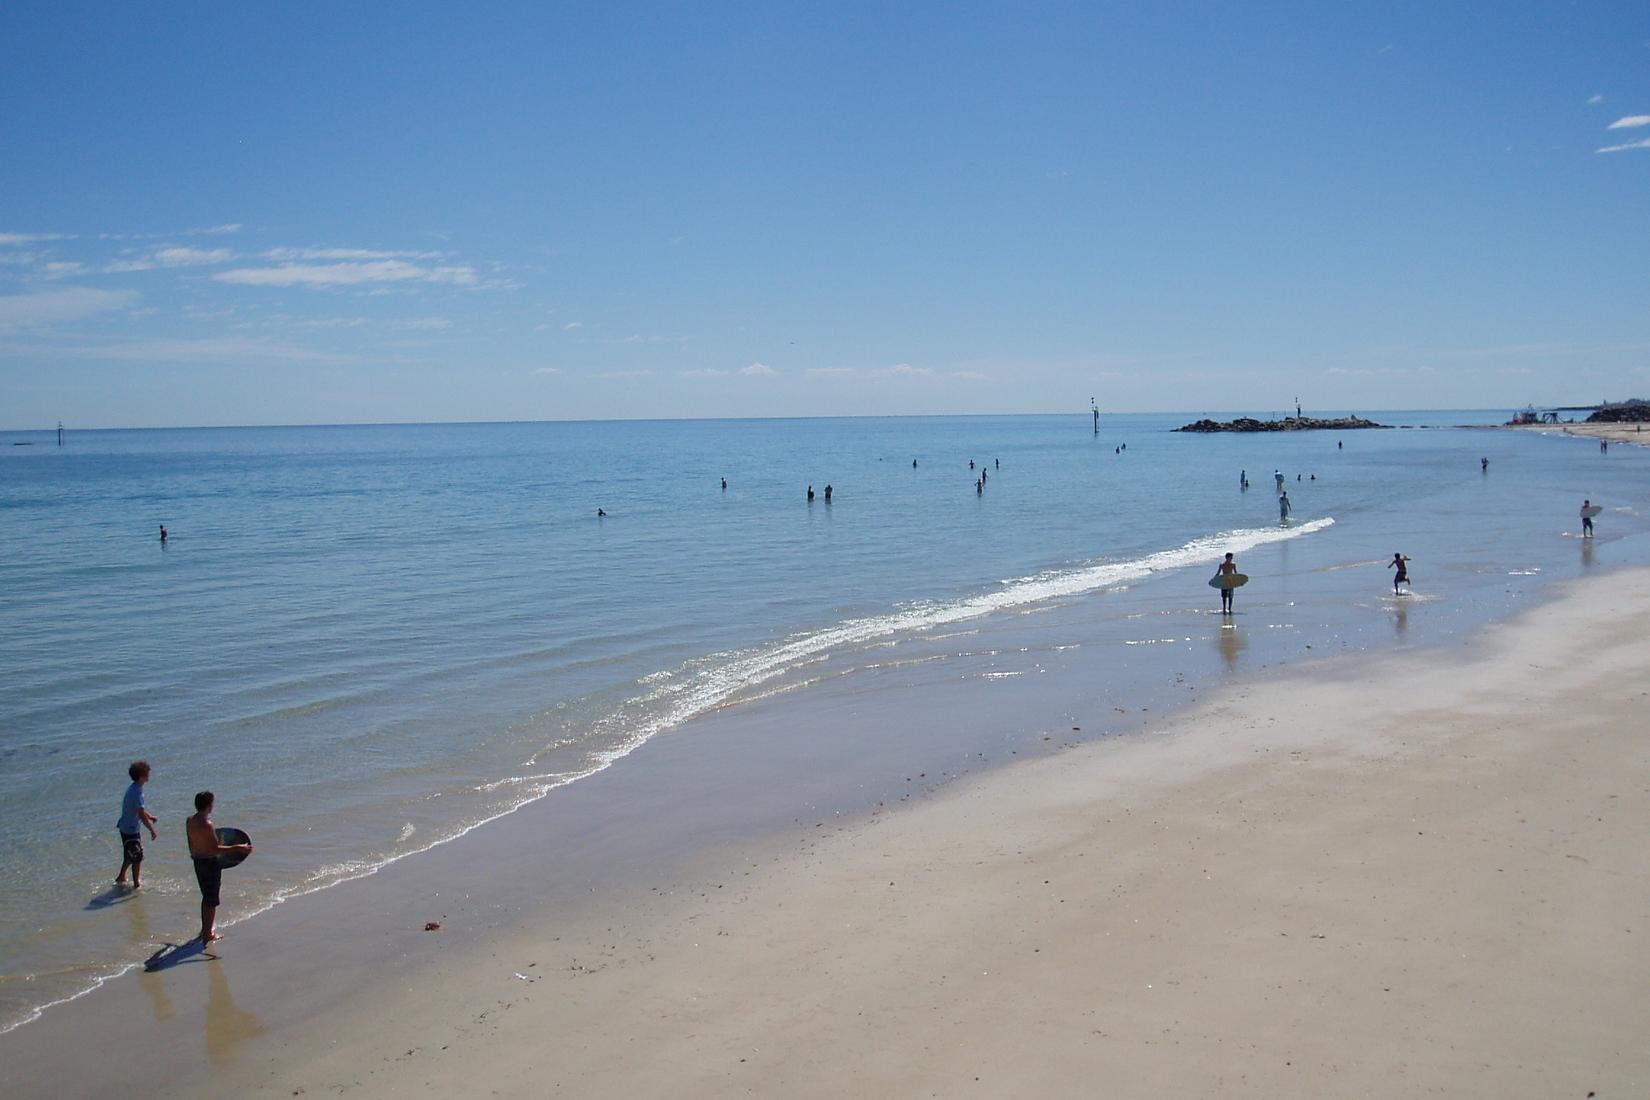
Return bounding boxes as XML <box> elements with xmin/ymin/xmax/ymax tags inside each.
<box><xmin>190</xmin><ymin>223</ymin><xmax>243</xmax><ymax>236</ymax></box>
<box><xmin>950</xmin><ymin>370</ymin><xmax>989</xmax><ymax>382</ymax></box>
<box><xmin>103</xmin><ymin>258</ymin><xmax>156</xmax><ymax>273</ymax></box>
<box><xmin>1587</xmin><ymin>94</ymin><xmax>1604</xmax><ymax>105</ymax></box>
<box><xmin>43</xmin><ymin>261</ymin><xmax>88</xmax><ymax>279</ymax></box>
<box><xmin>36</xmin><ymin>336</ymin><xmax>356</xmax><ymax>363</ymax></box>
<box><xmin>1606</xmin><ymin>115</ymin><xmax>1650</xmax><ymax>129</ymax></box>
<box><xmin>0</xmin><ymin>232</ymin><xmax>72</xmax><ymax>245</ymax></box>
<box><xmin>681</xmin><ymin>368</ymin><xmax>730</xmax><ymax>378</ymax></box>
<box><xmin>597</xmin><ymin>369</ymin><xmax>655</xmax><ymax>379</ymax></box>
<box><xmin>0</xmin><ymin>287</ymin><xmax>139</xmax><ymax>329</ymax></box>
<box><xmin>1598</xmin><ymin>136</ymin><xmax>1650</xmax><ymax>154</ymax></box>
<box><xmin>533</xmin><ymin>366</ymin><xmax>561</xmax><ymax>375</ymax></box>
<box><xmin>263</xmin><ymin>246</ymin><xmax>442</xmax><ymax>262</ymax></box>
<box><xmin>883</xmin><ymin>362</ymin><xmax>935</xmax><ymax>378</ymax></box>
<box><xmin>741</xmin><ymin>362</ymin><xmax>777</xmax><ymax>376</ymax></box>
<box><xmin>563</xmin><ymin>321</ymin><xmax>583</xmax><ymax>330</ymax></box>
<box><xmin>155</xmin><ymin>246</ymin><xmax>234</xmax><ymax>267</ymax></box>
<box><xmin>213</xmin><ymin>260</ymin><xmax>479</xmax><ymax>288</ymax></box>
<box><xmin>1324</xmin><ymin>365</ymin><xmax>1437</xmax><ymax>378</ymax></box>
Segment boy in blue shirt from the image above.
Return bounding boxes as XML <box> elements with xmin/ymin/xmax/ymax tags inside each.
<box><xmin>116</xmin><ymin>760</ymin><xmax>159</xmax><ymax>888</ymax></box>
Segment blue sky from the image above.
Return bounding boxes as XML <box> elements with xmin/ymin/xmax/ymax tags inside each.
<box><xmin>2</xmin><ymin>2</ymin><xmax>1646</xmax><ymax>428</ymax></box>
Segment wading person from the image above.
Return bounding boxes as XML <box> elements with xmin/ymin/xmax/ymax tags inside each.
<box><xmin>115</xmin><ymin>761</ymin><xmax>158</xmax><ymax>888</ymax></box>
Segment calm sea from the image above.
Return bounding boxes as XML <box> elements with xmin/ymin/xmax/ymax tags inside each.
<box><xmin>1</xmin><ymin>411</ymin><xmax>1643</xmax><ymax>1030</ymax></box>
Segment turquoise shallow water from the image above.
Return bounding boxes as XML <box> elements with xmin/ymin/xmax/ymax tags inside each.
<box><xmin>0</xmin><ymin>411</ymin><xmax>1643</xmax><ymax>1029</ymax></box>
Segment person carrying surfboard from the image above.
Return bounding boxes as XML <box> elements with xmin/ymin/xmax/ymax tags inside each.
<box><xmin>1389</xmin><ymin>553</ymin><xmax>1411</xmax><ymax>594</ymax></box>
<box><xmin>186</xmin><ymin>791</ymin><xmax>251</xmax><ymax>944</ymax></box>
<box><xmin>1218</xmin><ymin>553</ymin><xmax>1238</xmax><ymax>614</ymax></box>
<box><xmin>1581</xmin><ymin>500</ymin><xmax>1595</xmax><ymax>538</ymax></box>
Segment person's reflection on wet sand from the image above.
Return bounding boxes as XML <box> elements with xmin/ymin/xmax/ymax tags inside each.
<box><xmin>1393</xmin><ymin>598</ymin><xmax>1408</xmax><ymax>638</ymax></box>
<box><xmin>1217</xmin><ymin>623</ymin><xmax>1245</xmax><ymax>672</ymax></box>
<box><xmin>206</xmin><ymin>959</ymin><xmax>265</xmax><ymax>1066</ymax></box>
<box><xmin>1582</xmin><ymin>537</ymin><xmax>1595</xmax><ymax>570</ymax></box>
<box><xmin>121</xmin><ymin>893</ymin><xmax>175</xmax><ymax>1021</ymax></box>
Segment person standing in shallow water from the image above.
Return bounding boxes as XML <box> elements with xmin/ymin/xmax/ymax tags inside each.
<box><xmin>1581</xmin><ymin>500</ymin><xmax>1594</xmax><ymax>538</ymax></box>
<box><xmin>1278</xmin><ymin>490</ymin><xmax>1291</xmax><ymax>523</ymax></box>
<box><xmin>186</xmin><ymin>791</ymin><xmax>251</xmax><ymax>944</ymax></box>
<box><xmin>115</xmin><ymin>760</ymin><xmax>158</xmax><ymax>888</ymax></box>
<box><xmin>1217</xmin><ymin>553</ymin><xmax>1238</xmax><ymax>615</ymax></box>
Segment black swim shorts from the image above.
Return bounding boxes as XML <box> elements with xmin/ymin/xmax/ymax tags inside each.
<box><xmin>121</xmin><ymin>832</ymin><xmax>144</xmax><ymax>864</ymax></box>
<box><xmin>192</xmin><ymin>856</ymin><xmax>222</xmax><ymax>907</ymax></box>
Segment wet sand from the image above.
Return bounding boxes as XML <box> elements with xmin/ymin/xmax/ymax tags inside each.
<box><xmin>9</xmin><ymin>568</ymin><xmax>1646</xmax><ymax>1098</ymax></box>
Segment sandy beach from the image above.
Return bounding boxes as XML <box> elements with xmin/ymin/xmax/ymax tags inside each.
<box><xmin>6</xmin><ymin>566</ymin><xmax>1642</xmax><ymax>1098</ymax></box>
<box><xmin>1504</xmin><ymin>420</ymin><xmax>1650</xmax><ymax>447</ymax></box>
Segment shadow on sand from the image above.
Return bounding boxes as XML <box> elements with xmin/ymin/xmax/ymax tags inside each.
<box><xmin>84</xmin><ymin>885</ymin><xmax>138</xmax><ymax>911</ymax></box>
<box><xmin>144</xmin><ymin>940</ymin><xmax>218</xmax><ymax>972</ymax></box>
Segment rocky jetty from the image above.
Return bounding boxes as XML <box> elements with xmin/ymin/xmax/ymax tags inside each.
<box><xmin>1175</xmin><ymin>415</ymin><xmax>1389</xmax><ymax>433</ymax></box>
<box><xmin>1586</xmin><ymin>401</ymin><xmax>1650</xmax><ymax>424</ymax></box>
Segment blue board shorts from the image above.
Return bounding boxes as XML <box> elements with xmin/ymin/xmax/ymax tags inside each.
<box><xmin>192</xmin><ymin>856</ymin><xmax>222</xmax><ymax>907</ymax></box>
<box><xmin>120</xmin><ymin>832</ymin><xmax>144</xmax><ymax>864</ymax></box>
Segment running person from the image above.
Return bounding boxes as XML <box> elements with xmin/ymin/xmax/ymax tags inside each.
<box><xmin>1389</xmin><ymin>553</ymin><xmax>1411</xmax><ymax>594</ymax></box>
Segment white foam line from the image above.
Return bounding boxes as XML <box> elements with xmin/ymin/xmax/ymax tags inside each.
<box><xmin>0</xmin><ymin>517</ymin><xmax>1336</xmax><ymax>1036</ymax></box>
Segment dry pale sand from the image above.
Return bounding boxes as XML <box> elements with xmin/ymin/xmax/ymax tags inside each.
<box><xmin>164</xmin><ymin>571</ymin><xmax>1650</xmax><ymax>1097</ymax></box>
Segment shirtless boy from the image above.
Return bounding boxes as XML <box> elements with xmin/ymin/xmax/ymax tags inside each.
<box><xmin>186</xmin><ymin>791</ymin><xmax>251</xmax><ymax>943</ymax></box>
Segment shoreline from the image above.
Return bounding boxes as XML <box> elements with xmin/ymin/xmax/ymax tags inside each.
<box><xmin>1500</xmin><ymin>421</ymin><xmax>1650</xmax><ymax>446</ymax></box>
<box><xmin>5</xmin><ymin>565</ymin><xmax>1648</xmax><ymax>1096</ymax></box>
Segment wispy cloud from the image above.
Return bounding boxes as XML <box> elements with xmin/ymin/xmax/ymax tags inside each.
<box><xmin>597</xmin><ymin>368</ymin><xmax>655</xmax><ymax>379</ymax></box>
<box><xmin>214</xmin><ymin>260</ymin><xmax>479</xmax><ymax>288</ymax></box>
<box><xmin>950</xmin><ymin>370</ymin><xmax>989</xmax><ymax>382</ymax></box>
<box><xmin>43</xmin><ymin>261</ymin><xmax>88</xmax><ymax>279</ymax></box>
<box><xmin>740</xmin><ymin>362</ymin><xmax>777</xmax><ymax>376</ymax></box>
<box><xmin>155</xmin><ymin>246</ymin><xmax>234</xmax><ymax>267</ymax></box>
<box><xmin>1588</xmin><ymin>94</ymin><xmax>1604</xmax><ymax>105</ymax></box>
<box><xmin>189</xmin><ymin>223</ymin><xmax>243</xmax><ymax>236</ymax></box>
<box><xmin>31</xmin><ymin>336</ymin><xmax>358</xmax><ymax>363</ymax></box>
<box><xmin>103</xmin><ymin>258</ymin><xmax>156</xmax><ymax>273</ymax></box>
<box><xmin>563</xmin><ymin>321</ymin><xmax>583</xmax><ymax>330</ymax></box>
<box><xmin>882</xmin><ymin>362</ymin><xmax>935</xmax><ymax>378</ymax></box>
<box><xmin>533</xmin><ymin>366</ymin><xmax>560</xmax><ymax>375</ymax></box>
<box><xmin>0</xmin><ymin>231</ymin><xmax>74</xmax><ymax>245</ymax></box>
<box><xmin>1597</xmin><ymin>136</ymin><xmax>1650</xmax><ymax>154</ymax></box>
<box><xmin>1324</xmin><ymin>365</ymin><xmax>1437</xmax><ymax>378</ymax></box>
<box><xmin>0</xmin><ymin>287</ymin><xmax>138</xmax><ymax>329</ymax></box>
<box><xmin>681</xmin><ymin>368</ymin><xmax>730</xmax><ymax>378</ymax></box>
<box><xmin>1606</xmin><ymin>115</ymin><xmax>1650</xmax><ymax>129</ymax></box>
<box><xmin>263</xmin><ymin>246</ymin><xmax>442</xmax><ymax>262</ymax></box>
<box><xmin>805</xmin><ymin>367</ymin><xmax>857</xmax><ymax>377</ymax></box>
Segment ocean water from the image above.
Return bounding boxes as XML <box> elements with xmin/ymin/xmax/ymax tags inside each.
<box><xmin>0</xmin><ymin>411</ymin><xmax>1643</xmax><ymax>1030</ymax></box>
